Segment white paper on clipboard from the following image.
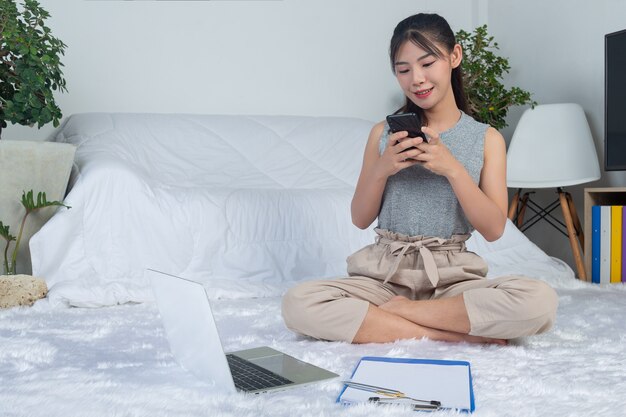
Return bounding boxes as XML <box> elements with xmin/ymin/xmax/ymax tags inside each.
<box><xmin>337</xmin><ymin>357</ymin><xmax>474</xmax><ymax>412</ymax></box>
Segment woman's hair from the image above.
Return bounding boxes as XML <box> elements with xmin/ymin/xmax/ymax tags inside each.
<box><xmin>389</xmin><ymin>13</ymin><xmax>469</xmax><ymax>120</ymax></box>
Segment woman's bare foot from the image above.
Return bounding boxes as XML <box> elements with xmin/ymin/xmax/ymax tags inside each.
<box><xmin>379</xmin><ymin>295</ymin><xmax>410</xmax><ymax>314</ymax></box>
<box><xmin>379</xmin><ymin>296</ymin><xmax>508</xmax><ymax>345</ymax></box>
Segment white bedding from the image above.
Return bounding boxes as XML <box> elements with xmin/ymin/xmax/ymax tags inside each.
<box><xmin>2</xmin><ymin>283</ymin><xmax>626</xmax><ymax>417</ymax></box>
<box><xmin>31</xmin><ymin>113</ymin><xmax>576</xmax><ymax>307</ymax></box>
<box><xmin>31</xmin><ymin>114</ymin><xmax>377</xmax><ymax>305</ymax></box>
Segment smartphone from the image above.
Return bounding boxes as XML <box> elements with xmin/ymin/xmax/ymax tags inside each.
<box><xmin>386</xmin><ymin>112</ymin><xmax>428</xmax><ymax>142</ymax></box>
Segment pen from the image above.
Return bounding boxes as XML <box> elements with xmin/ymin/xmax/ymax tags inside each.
<box><xmin>368</xmin><ymin>396</ymin><xmax>440</xmax><ymax>411</ymax></box>
<box><xmin>341</xmin><ymin>380</ymin><xmax>442</xmax><ymax>407</ymax></box>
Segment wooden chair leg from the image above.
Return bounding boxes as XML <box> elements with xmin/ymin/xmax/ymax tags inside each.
<box><xmin>565</xmin><ymin>192</ymin><xmax>584</xmax><ymax>250</ymax></box>
<box><xmin>517</xmin><ymin>192</ymin><xmax>530</xmax><ymax>228</ymax></box>
<box><xmin>558</xmin><ymin>190</ymin><xmax>587</xmax><ymax>280</ymax></box>
<box><xmin>508</xmin><ymin>189</ymin><xmax>520</xmax><ymax>221</ymax></box>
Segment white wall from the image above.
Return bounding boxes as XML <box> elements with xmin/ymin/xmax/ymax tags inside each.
<box><xmin>4</xmin><ymin>0</ymin><xmax>485</xmax><ymax>140</ymax></box>
<box><xmin>489</xmin><ymin>0</ymin><xmax>626</xmax><ymax>268</ymax></box>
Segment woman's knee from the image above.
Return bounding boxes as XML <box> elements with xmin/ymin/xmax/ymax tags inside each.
<box><xmin>512</xmin><ymin>279</ymin><xmax>558</xmax><ymax>335</ymax></box>
<box><xmin>281</xmin><ymin>279</ymin><xmax>371</xmax><ymax>342</ymax></box>
<box><xmin>281</xmin><ymin>282</ymin><xmax>312</xmax><ymax>329</ymax></box>
<box><xmin>530</xmin><ymin>280</ymin><xmax>559</xmax><ymax>333</ymax></box>
<box><xmin>472</xmin><ymin>277</ymin><xmax>559</xmax><ymax>339</ymax></box>
<box><xmin>281</xmin><ymin>280</ymin><xmax>332</xmax><ymax>335</ymax></box>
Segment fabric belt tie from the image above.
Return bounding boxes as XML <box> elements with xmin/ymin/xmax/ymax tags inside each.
<box><xmin>378</xmin><ymin>236</ymin><xmax>465</xmax><ymax>287</ymax></box>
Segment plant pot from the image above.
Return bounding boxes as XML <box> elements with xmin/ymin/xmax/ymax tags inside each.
<box><xmin>0</xmin><ymin>140</ymin><xmax>76</xmax><ymax>274</ymax></box>
<box><xmin>0</xmin><ymin>274</ymin><xmax>48</xmax><ymax>308</ymax></box>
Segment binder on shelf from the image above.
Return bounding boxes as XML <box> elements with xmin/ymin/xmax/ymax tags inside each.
<box><xmin>591</xmin><ymin>205</ymin><xmax>601</xmax><ymax>284</ymax></box>
<box><xmin>611</xmin><ymin>206</ymin><xmax>623</xmax><ymax>283</ymax></box>
<box><xmin>337</xmin><ymin>356</ymin><xmax>475</xmax><ymax>412</ymax></box>
<box><xmin>623</xmin><ymin>206</ymin><xmax>626</xmax><ymax>283</ymax></box>
<box><xmin>600</xmin><ymin>206</ymin><xmax>612</xmax><ymax>284</ymax></box>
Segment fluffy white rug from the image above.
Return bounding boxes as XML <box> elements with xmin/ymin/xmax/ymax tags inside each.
<box><xmin>2</xmin><ymin>280</ymin><xmax>626</xmax><ymax>417</ymax></box>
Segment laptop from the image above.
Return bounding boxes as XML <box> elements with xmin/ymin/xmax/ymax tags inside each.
<box><xmin>147</xmin><ymin>268</ymin><xmax>338</xmax><ymax>394</ymax></box>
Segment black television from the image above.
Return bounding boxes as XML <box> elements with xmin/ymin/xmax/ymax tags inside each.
<box><xmin>605</xmin><ymin>29</ymin><xmax>626</xmax><ymax>171</ymax></box>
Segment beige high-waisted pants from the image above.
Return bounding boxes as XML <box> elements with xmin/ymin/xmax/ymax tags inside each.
<box><xmin>282</xmin><ymin>229</ymin><xmax>558</xmax><ymax>342</ymax></box>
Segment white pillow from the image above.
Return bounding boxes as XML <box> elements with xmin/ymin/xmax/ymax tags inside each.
<box><xmin>467</xmin><ymin>219</ymin><xmax>580</xmax><ymax>288</ymax></box>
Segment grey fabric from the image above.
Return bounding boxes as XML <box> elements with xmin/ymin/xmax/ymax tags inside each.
<box><xmin>0</xmin><ymin>140</ymin><xmax>76</xmax><ymax>275</ymax></box>
<box><xmin>377</xmin><ymin>112</ymin><xmax>488</xmax><ymax>238</ymax></box>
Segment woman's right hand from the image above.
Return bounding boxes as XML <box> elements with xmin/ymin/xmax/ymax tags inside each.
<box><xmin>374</xmin><ymin>131</ymin><xmax>424</xmax><ymax>178</ymax></box>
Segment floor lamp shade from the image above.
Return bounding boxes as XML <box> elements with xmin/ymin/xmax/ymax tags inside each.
<box><xmin>507</xmin><ymin>103</ymin><xmax>601</xmax><ymax>188</ymax></box>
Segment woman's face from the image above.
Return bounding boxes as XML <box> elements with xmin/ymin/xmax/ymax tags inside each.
<box><xmin>393</xmin><ymin>40</ymin><xmax>462</xmax><ymax>111</ymax></box>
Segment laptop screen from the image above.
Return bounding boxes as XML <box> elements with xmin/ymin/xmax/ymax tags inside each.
<box><xmin>147</xmin><ymin>269</ymin><xmax>237</xmax><ymax>393</ymax></box>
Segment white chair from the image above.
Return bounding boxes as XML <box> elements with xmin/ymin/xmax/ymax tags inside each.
<box><xmin>506</xmin><ymin>103</ymin><xmax>601</xmax><ymax>280</ymax></box>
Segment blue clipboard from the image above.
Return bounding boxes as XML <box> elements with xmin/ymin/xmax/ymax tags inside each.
<box><xmin>337</xmin><ymin>356</ymin><xmax>475</xmax><ymax>412</ymax></box>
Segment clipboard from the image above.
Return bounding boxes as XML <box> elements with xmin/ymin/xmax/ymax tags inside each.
<box><xmin>337</xmin><ymin>357</ymin><xmax>475</xmax><ymax>412</ymax></box>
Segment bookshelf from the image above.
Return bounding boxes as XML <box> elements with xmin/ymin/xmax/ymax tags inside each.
<box><xmin>583</xmin><ymin>187</ymin><xmax>626</xmax><ymax>281</ymax></box>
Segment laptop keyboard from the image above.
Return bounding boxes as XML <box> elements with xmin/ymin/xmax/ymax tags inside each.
<box><xmin>226</xmin><ymin>354</ymin><xmax>294</xmax><ymax>392</ymax></box>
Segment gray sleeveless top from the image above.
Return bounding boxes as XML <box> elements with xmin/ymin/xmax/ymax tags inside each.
<box><xmin>377</xmin><ymin>112</ymin><xmax>488</xmax><ymax>238</ymax></box>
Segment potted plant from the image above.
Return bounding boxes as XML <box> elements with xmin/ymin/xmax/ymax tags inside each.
<box><xmin>0</xmin><ymin>190</ymin><xmax>69</xmax><ymax>308</ymax></box>
<box><xmin>1</xmin><ymin>190</ymin><xmax>68</xmax><ymax>275</ymax></box>
<box><xmin>0</xmin><ymin>1</ymin><xmax>73</xmax><ymax>306</ymax></box>
<box><xmin>0</xmin><ymin>0</ymin><xmax>67</xmax><ymax>139</ymax></box>
<box><xmin>456</xmin><ymin>25</ymin><xmax>536</xmax><ymax>130</ymax></box>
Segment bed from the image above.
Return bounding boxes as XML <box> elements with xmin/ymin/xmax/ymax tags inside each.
<box><xmin>2</xmin><ymin>113</ymin><xmax>625</xmax><ymax>417</ymax></box>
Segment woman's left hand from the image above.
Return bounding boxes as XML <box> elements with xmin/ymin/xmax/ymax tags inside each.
<box><xmin>414</xmin><ymin>126</ymin><xmax>464</xmax><ymax>178</ymax></box>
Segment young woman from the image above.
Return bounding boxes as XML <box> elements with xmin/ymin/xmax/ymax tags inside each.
<box><xmin>281</xmin><ymin>13</ymin><xmax>558</xmax><ymax>345</ymax></box>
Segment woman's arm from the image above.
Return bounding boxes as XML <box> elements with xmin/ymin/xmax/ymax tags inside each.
<box><xmin>417</xmin><ymin>126</ymin><xmax>508</xmax><ymax>241</ymax></box>
<box><xmin>351</xmin><ymin>122</ymin><xmax>424</xmax><ymax>229</ymax></box>
<box><xmin>451</xmin><ymin>127</ymin><xmax>507</xmax><ymax>240</ymax></box>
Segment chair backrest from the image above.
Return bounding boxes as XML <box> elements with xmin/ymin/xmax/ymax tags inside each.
<box><xmin>506</xmin><ymin>103</ymin><xmax>600</xmax><ymax>188</ymax></box>
<box><xmin>0</xmin><ymin>140</ymin><xmax>76</xmax><ymax>274</ymax></box>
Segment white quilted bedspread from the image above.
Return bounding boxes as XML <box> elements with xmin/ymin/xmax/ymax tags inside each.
<box><xmin>30</xmin><ymin>113</ymin><xmax>377</xmax><ymax>305</ymax></box>
<box><xmin>30</xmin><ymin>113</ymin><xmax>575</xmax><ymax>307</ymax></box>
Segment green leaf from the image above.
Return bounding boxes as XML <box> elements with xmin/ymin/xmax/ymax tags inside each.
<box><xmin>0</xmin><ymin>221</ymin><xmax>16</xmax><ymax>242</ymax></box>
<box><xmin>21</xmin><ymin>190</ymin><xmax>70</xmax><ymax>212</ymax></box>
<box><xmin>29</xmin><ymin>95</ymin><xmax>43</xmax><ymax>108</ymax></box>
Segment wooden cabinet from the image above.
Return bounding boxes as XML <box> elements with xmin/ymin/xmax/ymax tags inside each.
<box><xmin>583</xmin><ymin>187</ymin><xmax>626</xmax><ymax>281</ymax></box>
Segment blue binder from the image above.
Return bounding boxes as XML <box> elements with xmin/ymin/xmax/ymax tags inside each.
<box><xmin>591</xmin><ymin>205</ymin><xmax>601</xmax><ymax>283</ymax></box>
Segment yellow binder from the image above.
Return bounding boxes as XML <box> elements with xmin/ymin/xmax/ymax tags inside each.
<box><xmin>611</xmin><ymin>206</ymin><xmax>623</xmax><ymax>283</ymax></box>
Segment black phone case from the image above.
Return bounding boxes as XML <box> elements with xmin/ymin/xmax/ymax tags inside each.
<box><xmin>386</xmin><ymin>113</ymin><xmax>427</xmax><ymax>141</ymax></box>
